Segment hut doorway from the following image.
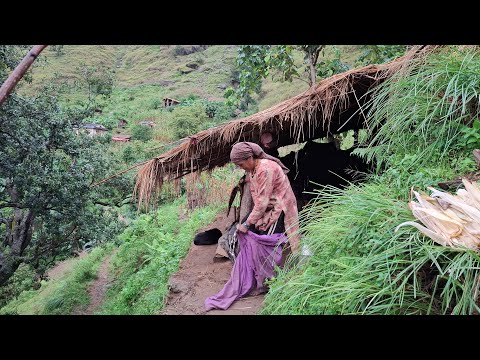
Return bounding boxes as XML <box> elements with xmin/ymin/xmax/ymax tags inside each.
<box><xmin>277</xmin><ymin>129</ymin><xmax>373</xmax><ymax>210</ymax></box>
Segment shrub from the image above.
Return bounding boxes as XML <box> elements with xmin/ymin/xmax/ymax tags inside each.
<box><xmin>131</xmin><ymin>125</ymin><xmax>153</xmax><ymax>142</ymax></box>
<box><xmin>170</xmin><ymin>102</ymin><xmax>209</xmax><ymax>139</ymax></box>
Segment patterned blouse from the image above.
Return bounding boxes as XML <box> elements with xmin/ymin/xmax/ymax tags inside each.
<box><xmin>246</xmin><ymin>159</ymin><xmax>300</xmax><ymax>252</ymax></box>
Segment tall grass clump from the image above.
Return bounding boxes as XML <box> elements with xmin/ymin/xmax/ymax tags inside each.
<box><xmin>184</xmin><ymin>163</ymin><xmax>242</xmax><ymax>210</ymax></box>
<box><xmin>263</xmin><ymin>178</ymin><xmax>480</xmax><ymax>314</ymax></box>
<box><xmin>357</xmin><ymin>46</ymin><xmax>480</xmax><ymax>170</ymax></box>
<box><xmin>262</xmin><ymin>46</ymin><xmax>480</xmax><ymax>314</ymax></box>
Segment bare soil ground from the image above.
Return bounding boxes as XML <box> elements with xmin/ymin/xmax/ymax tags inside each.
<box><xmin>160</xmin><ymin>211</ymin><xmax>265</xmax><ymax>315</ymax></box>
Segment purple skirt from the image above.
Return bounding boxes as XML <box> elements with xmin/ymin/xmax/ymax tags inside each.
<box><xmin>205</xmin><ymin>230</ymin><xmax>287</xmax><ymax>311</ymax></box>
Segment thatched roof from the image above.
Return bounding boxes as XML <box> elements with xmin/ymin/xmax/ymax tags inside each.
<box><xmin>134</xmin><ymin>46</ymin><xmax>439</xmax><ymax>207</ymax></box>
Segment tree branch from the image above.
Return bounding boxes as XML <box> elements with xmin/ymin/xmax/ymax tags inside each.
<box><xmin>291</xmin><ymin>75</ymin><xmax>310</xmax><ymax>86</ymax></box>
<box><xmin>0</xmin><ymin>203</ymin><xmax>17</xmax><ymax>209</ymax></box>
<box><xmin>0</xmin><ymin>45</ymin><xmax>48</xmax><ymax>105</ymax></box>
<box><xmin>95</xmin><ymin>197</ymin><xmax>131</xmax><ymax>207</ymax></box>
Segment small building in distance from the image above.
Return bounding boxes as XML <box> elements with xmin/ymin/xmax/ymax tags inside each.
<box><xmin>76</xmin><ymin>123</ymin><xmax>108</xmax><ymax>137</ymax></box>
<box><xmin>112</xmin><ymin>134</ymin><xmax>132</xmax><ymax>142</ymax></box>
<box><xmin>163</xmin><ymin>97</ymin><xmax>180</xmax><ymax>108</ymax></box>
<box><xmin>138</xmin><ymin>120</ymin><xmax>155</xmax><ymax>128</ymax></box>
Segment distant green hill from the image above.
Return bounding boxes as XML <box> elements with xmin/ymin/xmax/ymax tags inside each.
<box><xmin>20</xmin><ymin>45</ymin><xmax>363</xmax><ymax>144</ymax></box>
<box><xmin>24</xmin><ymin>45</ymin><xmax>237</xmax><ymax>100</ymax></box>
<box><xmin>25</xmin><ymin>45</ymin><xmax>363</xmax><ymax>110</ymax></box>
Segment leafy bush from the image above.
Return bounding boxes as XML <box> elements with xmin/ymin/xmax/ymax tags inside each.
<box><xmin>460</xmin><ymin>118</ymin><xmax>480</xmax><ymax>150</ymax></box>
<box><xmin>170</xmin><ymin>102</ymin><xmax>210</xmax><ymax>139</ymax></box>
<box><xmin>50</xmin><ymin>45</ymin><xmax>65</xmax><ymax>57</ymax></box>
<box><xmin>356</xmin><ymin>45</ymin><xmax>407</xmax><ymax>66</ymax></box>
<box><xmin>0</xmin><ymin>263</ymin><xmax>37</xmax><ymax>308</ymax></box>
<box><xmin>172</xmin><ymin>45</ymin><xmax>187</xmax><ymax>56</ymax></box>
<box><xmin>131</xmin><ymin>125</ymin><xmax>153</xmax><ymax>141</ymax></box>
<box><xmin>204</xmin><ymin>101</ymin><xmax>235</xmax><ymax>122</ymax></box>
<box><xmin>316</xmin><ymin>48</ymin><xmax>350</xmax><ymax>79</ymax></box>
<box><xmin>148</xmin><ymin>98</ymin><xmax>162</xmax><ymax>110</ymax></box>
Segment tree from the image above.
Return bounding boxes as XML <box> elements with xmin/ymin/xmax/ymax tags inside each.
<box><xmin>224</xmin><ymin>45</ymin><xmax>297</xmax><ymax>107</ymax></box>
<box><xmin>131</xmin><ymin>125</ymin><xmax>153</xmax><ymax>142</ymax></box>
<box><xmin>295</xmin><ymin>45</ymin><xmax>325</xmax><ymax>86</ymax></box>
<box><xmin>356</xmin><ymin>45</ymin><xmax>407</xmax><ymax>66</ymax></box>
<box><xmin>0</xmin><ymin>89</ymin><xmax>133</xmax><ymax>285</ymax></box>
<box><xmin>170</xmin><ymin>101</ymin><xmax>211</xmax><ymax>139</ymax></box>
<box><xmin>75</xmin><ymin>63</ymin><xmax>116</xmax><ymax>109</ymax></box>
<box><xmin>0</xmin><ymin>49</ymin><xmax>128</xmax><ymax>285</ymax></box>
<box><xmin>225</xmin><ymin>45</ymin><xmax>349</xmax><ymax>108</ymax></box>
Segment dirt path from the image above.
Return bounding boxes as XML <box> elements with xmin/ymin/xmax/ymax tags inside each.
<box><xmin>161</xmin><ymin>211</ymin><xmax>265</xmax><ymax>315</ymax></box>
<box><xmin>47</xmin><ymin>252</ymin><xmax>87</xmax><ymax>281</ymax></box>
<box><xmin>75</xmin><ymin>250</ymin><xmax>117</xmax><ymax>315</ymax></box>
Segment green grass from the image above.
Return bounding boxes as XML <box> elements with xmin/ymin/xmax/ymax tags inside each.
<box><xmin>96</xmin><ymin>197</ymin><xmax>223</xmax><ymax>315</ymax></box>
<box><xmin>0</xmin><ymin>196</ymin><xmax>227</xmax><ymax>315</ymax></box>
<box><xmin>23</xmin><ymin>45</ymin><xmax>236</xmax><ymax>100</ymax></box>
<box><xmin>0</xmin><ymin>244</ymin><xmax>115</xmax><ymax>315</ymax></box>
<box><xmin>357</xmin><ymin>46</ymin><xmax>480</xmax><ymax>170</ymax></box>
<box><xmin>263</xmin><ymin>174</ymin><xmax>480</xmax><ymax>315</ymax></box>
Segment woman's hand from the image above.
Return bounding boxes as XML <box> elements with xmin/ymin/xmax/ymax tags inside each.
<box><xmin>236</xmin><ymin>223</ymin><xmax>249</xmax><ymax>233</ymax></box>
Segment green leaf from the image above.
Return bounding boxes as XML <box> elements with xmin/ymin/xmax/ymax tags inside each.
<box><xmin>473</xmin><ymin>119</ymin><xmax>480</xmax><ymax>130</ymax></box>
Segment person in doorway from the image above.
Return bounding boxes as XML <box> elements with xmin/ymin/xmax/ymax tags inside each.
<box><xmin>259</xmin><ymin>131</ymin><xmax>280</xmax><ymax>158</ymax></box>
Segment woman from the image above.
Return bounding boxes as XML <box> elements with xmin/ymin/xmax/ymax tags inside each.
<box><xmin>204</xmin><ymin>142</ymin><xmax>300</xmax><ymax>311</ymax></box>
<box><xmin>231</xmin><ymin>142</ymin><xmax>300</xmax><ymax>252</ymax></box>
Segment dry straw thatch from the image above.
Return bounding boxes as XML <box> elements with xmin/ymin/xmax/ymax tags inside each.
<box><xmin>135</xmin><ymin>45</ymin><xmax>440</xmax><ymax>208</ymax></box>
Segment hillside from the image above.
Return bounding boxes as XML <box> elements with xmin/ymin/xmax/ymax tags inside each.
<box><xmin>25</xmin><ymin>45</ymin><xmax>237</xmax><ymax>100</ymax></box>
<box><xmin>24</xmin><ymin>45</ymin><xmax>363</xmax><ymax>115</ymax></box>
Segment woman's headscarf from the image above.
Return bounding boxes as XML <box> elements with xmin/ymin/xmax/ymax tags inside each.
<box><xmin>230</xmin><ymin>142</ymin><xmax>289</xmax><ymax>174</ymax></box>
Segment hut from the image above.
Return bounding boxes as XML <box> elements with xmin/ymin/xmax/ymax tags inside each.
<box><xmin>163</xmin><ymin>97</ymin><xmax>180</xmax><ymax>108</ymax></box>
<box><xmin>79</xmin><ymin>123</ymin><xmax>108</xmax><ymax>137</ymax></box>
<box><xmin>112</xmin><ymin>134</ymin><xmax>132</xmax><ymax>142</ymax></box>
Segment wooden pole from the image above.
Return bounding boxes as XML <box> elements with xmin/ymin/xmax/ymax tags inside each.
<box><xmin>0</xmin><ymin>45</ymin><xmax>48</xmax><ymax>105</ymax></box>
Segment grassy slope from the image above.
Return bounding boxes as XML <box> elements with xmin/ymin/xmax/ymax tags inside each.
<box><xmin>25</xmin><ymin>45</ymin><xmax>364</xmax><ymax>115</ymax></box>
<box><xmin>24</xmin><ymin>45</ymin><xmax>236</xmax><ymax>99</ymax></box>
<box><xmin>0</xmin><ymin>245</ymin><xmax>114</xmax><ymax>315</ymax></box>
<box><xmin>20</xmin><ymin>45</ymin><xmax>361</xmax><ymax>148</ymax></box>
<box><xmin>0</xmin><ymin>200</ymin><xmax>221</xmax><ymax>315</ymax></box>
<box><xmin>96</xmin><ymin>198</ymin><xmax>222</xmax><ymax>315</ymax></box>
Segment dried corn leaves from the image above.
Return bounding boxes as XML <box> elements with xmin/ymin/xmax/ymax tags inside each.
<box><xmin>396</xmin><ymin>178</ymin><xmax>480</xmax><ymax>251</ymax></box>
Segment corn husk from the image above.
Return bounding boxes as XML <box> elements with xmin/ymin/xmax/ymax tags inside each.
<box><xmin>396</xmin><ymin>178</ymin><xmax>480</xmax><ymax>251</ymax></box>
